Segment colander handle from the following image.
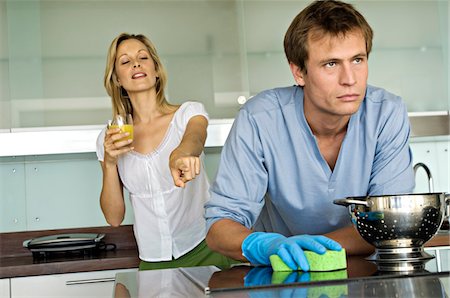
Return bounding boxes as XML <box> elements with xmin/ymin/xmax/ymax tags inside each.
<box><xmin>333</xmin><ymin>198</ymin><xmax>371</xmax><ymax>207</ymax></box>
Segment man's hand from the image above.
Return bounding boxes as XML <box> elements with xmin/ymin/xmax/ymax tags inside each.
<box><xmin>241</xmin><ymin>232</ymin><xmax>342</xmax><ymax>271</ymax></box>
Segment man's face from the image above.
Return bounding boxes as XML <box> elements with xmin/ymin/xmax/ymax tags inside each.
<box><xmin>292</xmin><ymin>29</ymin><xmax>368</xmax><ymax>119</ymax></box>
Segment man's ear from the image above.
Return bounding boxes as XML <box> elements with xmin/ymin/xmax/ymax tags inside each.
<box><xmin>289</xmin><ymin>62</ymin><xmax>305</xmax><ymax>86</ymax></box>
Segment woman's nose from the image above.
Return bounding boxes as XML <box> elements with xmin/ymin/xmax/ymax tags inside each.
<box><xmin>133</xmin><ymin>62</ymin><xmax>141</xmax><ymax>68</ymax></box>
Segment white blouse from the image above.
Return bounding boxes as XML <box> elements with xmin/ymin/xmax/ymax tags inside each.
<box><xmin>96</xmin><ymin>102</ymin><xmax>210</xmax><ymax>261</ymax></box>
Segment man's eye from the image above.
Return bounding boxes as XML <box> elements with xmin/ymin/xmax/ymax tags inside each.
<box><xmin>325</xmin><ymin>62</ymin><xmax>336</xmax><ymax>68</ymax></box>
<box><xmin>354</xmin><ymin>58</ymin><xmax>363</xmax><ymax>64</ymax></box>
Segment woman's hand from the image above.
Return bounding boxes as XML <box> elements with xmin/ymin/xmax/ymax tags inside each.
<box><xmin>169</xmin><ymin>148</ymin><xmax>201</xmax><ymax>188</ymax></box>
<box><xmin>103</xmin><ymin>127</ymin><xmax>133</xmax><ymax>166</ymax></box>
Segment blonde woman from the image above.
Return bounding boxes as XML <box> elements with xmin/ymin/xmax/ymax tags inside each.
<box><xmin>97</xmin><ymin>33</ymin><xmax>236</xmax><ymax>270</ymax></box>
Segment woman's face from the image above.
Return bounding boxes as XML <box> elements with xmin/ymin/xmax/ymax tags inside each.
<box><xmin>114</xmin><ymin>39</ymin><xmax>158</xmax><ymax>94</ymax></box>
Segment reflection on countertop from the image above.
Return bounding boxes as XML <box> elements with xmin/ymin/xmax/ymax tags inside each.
<box><xmin>113</xmin><ymin>256</ymin><xmax>450</xmax><ymax>298</ymax></box>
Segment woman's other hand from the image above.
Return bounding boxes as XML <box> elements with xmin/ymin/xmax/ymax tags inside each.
<box><xmin>104</xmin><ymin>127</ymin><xmax>134</xmax><ymax>166</ymax></box>
<box><xmin>169</xmin><ymin>148</ymin><xmax>201</xmax><ymax>188</ymax></box>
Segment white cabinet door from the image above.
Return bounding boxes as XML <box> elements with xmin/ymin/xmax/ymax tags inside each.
<box><xmin>435</xmin><ymin>141</ymin><xmax>449</xmax><ymax>192</ymax></box>
<box><xmin>0</xmin><ymin>279</ymin><xmax>10</xmax><ymax>298</ymax></box>
<box><xmin>409</xmin><ymin>139</ymin><xmax>450</xmax><ymax>193</ymax></box>
<box><xmin>10</xmin><ymin>269</ymin><xmax>136</xmax><ymax>298</ymax></box>
<box><xmin>425</xmin><ymin>246</ymin><xmax>450</xmax><ymax>272</ymax></box>
<box><xmin>410</xmin><ymin>141</ymin><xmax>439</xmax><ymax>192</ymax></box>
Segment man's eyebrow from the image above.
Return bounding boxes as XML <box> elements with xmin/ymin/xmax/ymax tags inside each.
<box><xmin>352</xmin><ymin>52</ymin><xmax>368</xmax><ymax>58</ymax></box>
<box><xmin>318</xmin><ymin>52</ymin><xmax>368</xmax><ymax>64</ymax></box>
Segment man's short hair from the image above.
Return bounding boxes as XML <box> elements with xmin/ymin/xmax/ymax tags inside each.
<box><xmin>284</xmin><ymin>0</ymin><xmax>373</xmax><ymax>72</ymax></box>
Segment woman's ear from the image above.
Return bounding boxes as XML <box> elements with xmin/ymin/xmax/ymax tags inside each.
<box><xmin>112</xmin><ymin>73</ymin><xmax>121</xmax><ymax>86</ymax></box>
<box><xmin>289</xmin><ymin>62</ymin><xmax>306</xmax><ymax>86</ymax></box>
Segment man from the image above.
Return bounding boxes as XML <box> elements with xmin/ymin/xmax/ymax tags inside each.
<box><xmin>204</xmin><ymin>0</ymin><xmax>417</xmax><ymax>271</ymax></box>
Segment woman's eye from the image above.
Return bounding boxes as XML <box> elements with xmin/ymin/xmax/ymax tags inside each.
<box><xmin>120</xmin><ymin>60</ymin><xmax>129</xmax><ymax>65</ymax></box>
<box><xmin>139</xmin><ymin>56</ymin><xmax>148</xmax><ymax>60</ymax></box>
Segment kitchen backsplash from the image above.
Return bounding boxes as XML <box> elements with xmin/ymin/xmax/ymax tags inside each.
<box><xmin>0</xmin><ymin>139</ymin><xmax>448</xmax><ymax>233</ymax></box>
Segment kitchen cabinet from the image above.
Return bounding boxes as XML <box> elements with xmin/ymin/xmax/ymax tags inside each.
<box><xmin>0</xmin><ymin>1</ymin><xmax>448</xmax><ymax>129</ymax></box>
<box><xmin>410</xmin><ymin>137</ymin><xmax>450</xmax><ymax>193</ymax></box>
<box><xmin>0</xmin><ymin>279</ymin><xmax>10</xmax><ymax>298</ymax></box>
<box><xmin>425</xmin><ymin>246</ymin><xmax>450</xmax><ymax>272</ymax></box>
<box><xmin>10</xmin><ymin>268</ymin><xmax>136</xmax><ymax>298</ymax></box>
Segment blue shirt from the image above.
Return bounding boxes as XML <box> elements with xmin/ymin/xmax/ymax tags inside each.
<box><xmin>205</xmin><ymin>85</ymin><xmax>415</xmax><ymax>236</ymax></box>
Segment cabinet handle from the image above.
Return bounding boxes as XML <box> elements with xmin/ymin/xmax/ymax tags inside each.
<box><xmin>66</xmin><ymin>277</ymin><xmax>115</xmax><ymax>285</ymax></box>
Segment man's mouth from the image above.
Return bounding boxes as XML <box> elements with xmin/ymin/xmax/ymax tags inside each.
<box><xmin>337</xmin><ymin>94</ymin><xmax>360</xmax><ymax>101</ymax></box>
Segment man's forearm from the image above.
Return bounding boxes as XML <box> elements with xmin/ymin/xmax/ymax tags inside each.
<box><xmin>324</xmin><ymin>225</ymin><xmax>375</xmax><ymax>256</ymax></box>
<box><xmin>206</xmin><ymin>219</ymin><xmax>253</xmax><ymax>261</ymax></box>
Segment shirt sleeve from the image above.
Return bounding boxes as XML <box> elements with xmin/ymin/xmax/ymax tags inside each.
<box><xmin>95</xmin><ymin>127</ymin><xmax>107</xmax><ymax>162</ymax></box>
<box><xmin>368</xmin><ymin>99</ymin><xmax>415</xmax><ymax>195</ymax></box>
<box><xmin>205</xmin><ymin>108</ymin><xmax>268</xmax><ymax>232</ymax></box>
<box><xmin>181</xmin><ymin>101</ymin><xmax>209</xmax><ymax>127</ymax></box>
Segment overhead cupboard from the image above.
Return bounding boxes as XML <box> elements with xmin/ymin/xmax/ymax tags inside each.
<box><xmin>0</xmin><ymin>0</ymin><xmax>448</xmax><ymax>129</ymax></box>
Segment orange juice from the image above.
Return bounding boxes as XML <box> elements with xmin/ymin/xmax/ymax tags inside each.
<box><xmin>110</xmin><ymin>124</ymin><xmax>133</xmax><ymax>141</ymax></box>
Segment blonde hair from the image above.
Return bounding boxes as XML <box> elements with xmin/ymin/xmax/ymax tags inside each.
<box><xmin>104</xmin><ymin>33</ymin><xmax>170</xmax><ymax>117</ymax></box>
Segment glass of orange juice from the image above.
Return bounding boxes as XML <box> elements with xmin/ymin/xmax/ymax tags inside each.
<box><xmin>108</xmin><ymin>114</ymin><xmax>133</xmax><ymax>141</ymax></box>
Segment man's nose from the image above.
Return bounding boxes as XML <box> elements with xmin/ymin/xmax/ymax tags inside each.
<box><xmin>340</xmin><ymin>64</ymin><xmax>356</xmax><ymax>86</ymax></box>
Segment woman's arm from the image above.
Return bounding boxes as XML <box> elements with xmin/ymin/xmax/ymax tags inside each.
<box><xmin>169</xmin><ymin>115</ymin><xmax>208</xmax><ymax>187</ymax></box>
<box><xmin>100</xmin><ymin>127</ymin><xmax>133</xmax><ymax>226</ymax></box>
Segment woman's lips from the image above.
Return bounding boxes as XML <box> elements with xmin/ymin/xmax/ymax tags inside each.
<box><xmin>132</xmin><ymin>72</ymin><xmax>146</xmax><ymax>79</ymax></box>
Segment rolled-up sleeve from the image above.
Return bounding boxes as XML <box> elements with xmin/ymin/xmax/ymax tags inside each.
<box><xmin>205</xmin><ymin>108</ymin><xmax>268</xmax><ymax>232</ymax></box>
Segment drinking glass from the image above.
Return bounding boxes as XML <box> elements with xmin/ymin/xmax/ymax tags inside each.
<box><xmin>108</xmin><ymin>114</ymin><xmax>133</xmax><ymax>141</ymax></box>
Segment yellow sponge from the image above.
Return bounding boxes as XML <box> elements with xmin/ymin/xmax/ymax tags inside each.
<box><xmin>269</xmin><ymin>249</ymin><xmax>347</xmax><ymax>272</ymax></box>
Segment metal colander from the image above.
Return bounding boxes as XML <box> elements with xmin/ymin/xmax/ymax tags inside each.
<box><xmin>334</xmin><ymin>193</ymin><xmax>449</xmax><ymax>249</ymax></box>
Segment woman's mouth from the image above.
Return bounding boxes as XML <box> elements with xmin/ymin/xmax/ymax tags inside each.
<box><xmin>132</xmin><ymin>72</ymin><xmax>146</xmax><ymax>79</ymax></box>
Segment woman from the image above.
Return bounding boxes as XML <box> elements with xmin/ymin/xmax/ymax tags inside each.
<box><xmin>96</xmin><ymin>33</ymin><xmax>236</xmax><ymax>270</ymax></box>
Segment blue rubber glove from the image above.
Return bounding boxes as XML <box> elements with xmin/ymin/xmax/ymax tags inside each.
<box><xmin>241</xmin><ymin>232</ymin><xmax>342</xmax><ymax>271</ymax></box>
<box><xmin>243</xmin><ymin>267</ymin><xmax>273</xmax><ymax>287</ymax></box>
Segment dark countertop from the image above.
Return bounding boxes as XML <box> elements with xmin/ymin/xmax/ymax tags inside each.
<box><xmin>0</xmin><ymin>225</ymin><xmax>139</xmax><ymax>279</ymax></box>
<box><xmin>1</xmin><ymin>226</ymin><xmax>448</xmax><ymax>280</ymax></box>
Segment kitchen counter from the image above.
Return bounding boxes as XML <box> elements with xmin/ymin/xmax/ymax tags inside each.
<box><xmin>113</xmin><ymin>256</ymin><xmax>450</xmax><ymax>297</ymax></box>
<box><xmin>1</xmin><ymin>226</ymin><xmax>447</xmax><ymax>281</ymax></box>
<box><xmin>0</xmin><ymin>225</ymin><xmax>139</xmax><ymax>278</ymax></box>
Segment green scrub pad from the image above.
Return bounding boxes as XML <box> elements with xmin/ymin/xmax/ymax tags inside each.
<box><xmin>269</xmin><ymin>249</ymin><xmax>347</xmax><ymax>272</ymax></box>
<box><xmin>308</xmin><ymin>283</ymin><xmax>348</xmax><ymax>298</ymax></box>
<box><xmin>271</xmin><ymin>270</ymin><xmax>348</xmax><ymax>284</ymax></box>
<box><xmin>271</xmin><ymin>270</ymin><xmax>349</xmax><ymax>298</ymax></box>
